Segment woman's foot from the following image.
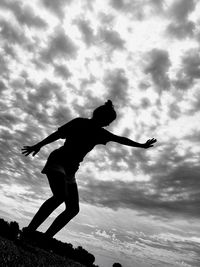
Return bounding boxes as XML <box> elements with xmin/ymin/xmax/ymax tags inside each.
<box><xmin>21</xmin><ymin>227</ymin><xmax>35</xmax><ymax>239</ymax></box>
<box><xmin>20</xmin><ymin>227</ymin><xmax>52</xmax><ymax>250</ymax></box>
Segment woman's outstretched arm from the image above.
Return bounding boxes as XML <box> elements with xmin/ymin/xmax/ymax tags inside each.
<box><xmin>21</xmin><ymin>131</ymin><xmax>61</xmax><ymax>157</ymax></box>
<box><xmin>110</xmin><ymin>134</ymin><xmax>157</xmax><ymax>149</ymax></box>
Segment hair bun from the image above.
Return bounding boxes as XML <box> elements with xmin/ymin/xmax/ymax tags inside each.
<box><xmin>105</xmin><ymin>100</ymin><xmax>113</xmax><ymax>108</ymax></box>
<box><xmin>92</xmin><ymin>99</ymin><xmax>117</xmax><ymax>123</ymax></box>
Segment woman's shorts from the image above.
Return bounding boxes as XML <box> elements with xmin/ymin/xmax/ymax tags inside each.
<box><xmin>43</xmin><ymin>164</ymin><xmax>76</xmax><ymax>184</ymax></box>
<box><xmin>41</xmin><ymin>149</ymin><xmax>79</xmax><ymax>184</ymax></box>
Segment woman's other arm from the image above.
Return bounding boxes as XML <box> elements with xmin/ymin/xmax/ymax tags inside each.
<box><xmin>21</xmin><ymin>131</ymin><xmax>61</xmax><ymax>157</ymax></box>
<box><xmin>110</xmin><ymin>134</ymin><xmax>157</xmax><ymax>149</ymax></box>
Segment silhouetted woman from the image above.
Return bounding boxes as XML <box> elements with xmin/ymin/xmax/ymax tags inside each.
<box><xmin>21</xmin><ymin>100</ymin><xmax>156</xmax><ymax>238</ymax></box>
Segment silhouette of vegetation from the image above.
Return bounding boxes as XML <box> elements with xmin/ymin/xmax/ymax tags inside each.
<box><xmin>0</xmin><ymin>218</ymin><xmax>102</xmax><ymax>266</ymax></box>
<box><xmin>0</xmin><ymin>235</ymin><xmax>84</xmax><ymax>267</ymax></box>
<box><xmin>74</xmin><ymin>246</ymin><xmax>95</xmax><ymax>266</ymax></box>
<box><xmin>0</xmin><ymin>218</ymin><xmax>19</xmax><ymax>240</ymax></box>
<box><xmin>113</xmin><ymin>263</ymin><xmax>122</xmax><ymax>267</ymax></box>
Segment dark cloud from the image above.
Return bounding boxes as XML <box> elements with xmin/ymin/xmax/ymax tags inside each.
<box><xmin>166</xmin><ymin>0</ymin><xmax>196</xmax><ymax>40</ymax></box>
<box><xmin>187</xmin><ymin>92</ymin><xmax>200</xmax><ymax>115</ymax></box>
<box><xmin>0</xmin><ymin>81</ymin><xmax>7</xmax><ymax>93</ymax></box>
<box><xmin>167</xmin><ymin>21</ymin><xmax>195</xmax><ymax>40</ymax></box>
<box><xmin>0</xmin><ymin>54</ymin><xmax>10</xmax><ymax>80</ymax></box>
<box><xmin>168</xmin><ymin>0</ymin><xmax>196</xmax><ymax>23</ymax></box>
<box><xmin>0</xmin><ymin>112</ymin><xmax>19</xmax><ymax>129</ymax></box>
<box><xmin>40</xmin><ymin>0</ymin><xmax>72</xmax><ymax>18</ymax></box>
<box><xmin>98</xmin><ymin>13</ymin><xmax>115</xmax><ymax>26</ymax></box>
<box><xmin>14</xmin><ymin>5</ymin><xmax>47</xmax><ymax>29</ymax></box>
<box><xmin>110</xmin><ymin>0</ymin><xmax>124</xmax><ymax>10</ymax></box>
<box><xmin>52</xmin><ymin>106</ymin><xmax>73</xmax><ymax>126</ymax></box>
<box><xmin>152</xmin><ymin>164</ymin><xmax>200</xmax><ymax>217</ymax></box>
<box><xmin>79</xmin><ymin>157</ymin><xmax>200</xmax><ymax>219</ymax></box>
<box><xmin>0</xmin><ymin>129</ymin><xmax>20</xmax><ymax>174</ymax></box>
<box><xmin>110</xmin><ymin>0</ymin><xmax>164</xmax><ymax>19</ymax></box>
<box><xmin>140</xmin><ymin>97</ymin><xmax>151</xmax><ymax>109</ymax></box>
<box><xmin>54</xmin><ymin>64</ymin><xmax>71</xmax><ymax>80</ymax></box>
<box><xmin>180</xmin><ymin>49</ymin><xmax>200</xmax><ymax>79</ymax></box>
<box><xmin>167</xmin><ymin>102</ymin><xmax>181</xmax><ymax>119</ymax></box>
<box><xmin>138</xmin><ymin>81</ymin><xmax>151</xmax><ymax>90</ymax></box>
<box><xmin>144</xmin><ymin>49</ymin><xmax>171</xmax><ymax>91</ymax></box>
<box><xmin>0</xmin><ymin>111</ymin><xmax>47</xmax><ymax>195</ymax></box>
<box><xmin>3</xmin><ymin>44</ymin><xmax>17</xmax><ymax>60</ymax></box>
<box><xmin>0</xmin><ymin>19</ymin><xmax>27</xmax><ymax>45</ymax></box>
<box><xmin>10</xmin><ymin>77</ymin><xmax>25</xmax><ymax>90</ymax></box>
<box><xmin>24</xmin><ymin>80</ymin><xmax>67</xmax><ymax>126</ymax></box>
<box><xmin>98</xmin><ymin>28</ymin><xmax>125</xmax><ymax>50</ymax></box>
<box><xmin>172</xmin><ymin>76</ymin><xmax>191</xmax><ymax>91</ymax></box>
<box><xmin>80</xmin><ymin>76</ymin><xmax>97</xmax><ymax>91</ymax></box>
<box><xmin>149</xmin><ymin>0</ymin><xmax>164</xmax><ymax>11</ymax></box>
<box><xmin>0</xmin><ymin>0</ymin><xmax>47</xmax><ymax>29</ymax></box>
<box><xmin>104</xmin><ymin>68</ymin><xmax>129</xmax><ymax>106</ymax></box>
<box><xmin>27</xmin><ymin>80</ymin><xmax>55</xmax><ymax>106</ymax></box>
<box><xmin>172</xmin><ymin>48</ymin><xmax>200</xmax><ymax>90</ymax></box>
<box><xmin>9</xmin><ymin>78</ymin><xmax>65</xmax><ymax>131</ymax></box>
<box><xmin>75</xmin><ymin>19</ymin><xmax>95</xmax><ymax>46</ymax></box>
<box><xmin>40</xmin><ymin>28</ymin><xmax>78</xmax><ymax>63</ymax></box>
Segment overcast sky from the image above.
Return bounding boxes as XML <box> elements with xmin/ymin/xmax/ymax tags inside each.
<box><xmin>0</xmin><ymin>0</ymin><xmax>200</xmax><ymax>266</ymax></box>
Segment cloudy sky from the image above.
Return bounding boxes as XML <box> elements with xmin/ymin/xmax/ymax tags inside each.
<box><xmin>0</xmin><ymin>0</ymin><xmax>200</xmax><ymax>266</ymax></box>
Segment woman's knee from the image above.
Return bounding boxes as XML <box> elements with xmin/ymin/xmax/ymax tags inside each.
<box><xmin>68</xmin><ymin>204</ymin><xmax>80</xmax><ymax>216</ymax></box>
<box><xmin>75</xmin><ymin>204</ymin><xmax>80</xmax><ymax>215</ymax></box>
<box><xmin>47</xmin><ymin>172</ymin><xmax>66</xmax><ymax>199</ymax></box>
<box><xmin>52</xmin><ymin>194</ymin><xmax>64</xmax><ymax>204</ymax></box>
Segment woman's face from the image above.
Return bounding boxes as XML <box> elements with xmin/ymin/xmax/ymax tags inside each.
<box><xmin>92</xmin><ymin>112</ymin><xmax>115</xmax><ymax>127</ymax></box>
<box><xmin>98</xmin><ymin>117</ymin><xmax>113</xmax><ymax>127</ymax></box>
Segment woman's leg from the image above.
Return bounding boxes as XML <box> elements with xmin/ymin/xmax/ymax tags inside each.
<box><xmin>26</xmin><ymin>171</ymin><xmax>65</xmax><ymax>232</ymax></box>
<box><xmin>45</xmin><ymin>182</ymin><xmax>79</xmax><ymax>237</ymax></box>
<box><xmin>26</xmin><ymin>196</ymin><xmax>63</xmax><ymax>232</ymax></box>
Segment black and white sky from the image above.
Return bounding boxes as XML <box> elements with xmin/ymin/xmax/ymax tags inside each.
<box><xmin>0</xmin><ymin>0</ymin><xmax>200</xmax><ymax>266</ymax></box>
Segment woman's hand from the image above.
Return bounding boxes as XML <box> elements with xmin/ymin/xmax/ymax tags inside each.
<box><xmin>143</xmin><ymin>138</ymin><xmax>157</xmax><ymax>149</ymax></box>
<box><xmin>21</xmin><ymin>144</ymin><xmax>41</xmax><ymax>156</ymax></box>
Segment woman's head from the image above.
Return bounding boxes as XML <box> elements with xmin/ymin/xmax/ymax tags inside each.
<box><xmin>92</xmin><ymin>100</ymin><xmax>117</xmax><ymax>126</ymax></box>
